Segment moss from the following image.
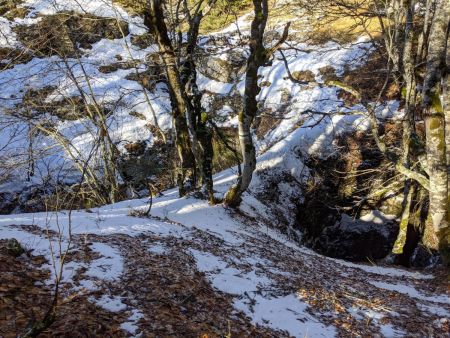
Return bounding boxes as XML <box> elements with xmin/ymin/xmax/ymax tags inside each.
<box><xmin>201</xmin><ymin>111</ymin><xmax>208</xmax><ymax>124</ymax></box>
<box><xmin>238</xmin><ymin>111</ymin><xmax>244</xmax><ymax>123</ymax></box>
<box><xmin>6</xmin><ymin>238</ymin><xmax>24</xmax><ymax>257</ymax></box>
<box><xmin>291</xmin><ymin>70</ymin><xmax>315</xmax><ymax>83</ymax></box>
<box><xmin>199</xmin><ymin>0</ymin><xmax>252</xmax><ymax>34</ymax></box>
<box><xmin>14</xmin><ymin>12</ymin><xmax>129</xmax><ymax>57</ymax></box>
<box><xmin>430</xmin><ymin>91</ymin><xmax>444</xmax><ymax>113</ymax></box>
<box><xmin>223</xmin><ymin>185</ymin><xmax>241</xmax><ymax>207</ymax></box>
<box><xmin>401</xmin><ymin>86</ymin><xmax>407</xmax><ymax>99</ymax></box>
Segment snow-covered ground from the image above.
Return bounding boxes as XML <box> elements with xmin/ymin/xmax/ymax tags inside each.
<box><xmin>1</xmin><ymin>1</ymin><xmax>449</xmax><ymax>337</ymax></box>
<box><xmin>0</xmin><ymin>0</ymin><xmax>391</xmax><ymax>195</ymax></box>
<box><xmin>0</xmin><ymin>162</ymin><xmax>449</xmax><ymax>336</ymax></box>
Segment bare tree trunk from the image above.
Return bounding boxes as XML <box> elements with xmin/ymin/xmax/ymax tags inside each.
<box><xmin>422</xmin><ymin>0</ymin><xmax>450</xmax><ymax>261</ymax></box>
<box><xmin>223</xmin><ymin>1</ymin><xmax>290</xmax><ymax>207</ymax></box>
<box><xmin>417</xmin><ymin>0</ymin><xmax>435</xmax><ymax>61</ymax></box>
<box><xmin>223</xmin><ymin>0</ymin><xmax>269</xmax><ymax>207</ymax></box>
<box><xmin>180</xmin><ymin>0</ymin><xmax>215</xmax><ymax>202</ymax></box>
<box><xmin>145</xmin><ymin>0</ymin><xmax>197</xmax><ymax>196</ymax></box>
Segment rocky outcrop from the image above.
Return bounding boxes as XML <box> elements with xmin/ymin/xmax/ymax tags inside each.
<box><xmin>197</xmin><ymin>49</ymin><xmax>246</xmax><ymax>83</ymax></box>
<box><xmin>296</xmin><ymin>130</ymin><xmax>406</xmax><ymax>262</ymax></box>
<box><xmin>14</xmin><ymin>12</ymin><xmax>129</xmax><ymax>57</ymax></box>
<box><xmin>312</xmin><ymin>212</ymin><xmax>398</xmax><ymax>261</ymax></box>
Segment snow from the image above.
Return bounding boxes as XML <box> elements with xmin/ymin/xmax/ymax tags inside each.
<box><xmin>84</xmin><ymin>242</ymin><xmax>123</xmax><ymax>281</ymax></box>
<box><xmin>237</xmin><ymin>294</ymin><xmax>336</xmax><ymax>338</ymax></box>
<box><xmin>90</xmin><ymin>294</ymin><xmax>127</xmax><ymax>312</ymax></box>
<box><xmin>197</xmin><ymin>72</ymin><xmax>234</xmax><ymax>95</ymax></box>
<box><xmin>1</xmin><ymin>182</ymin><xmax>447</xmax><ymax>336</ymax></box>
<box><xmin>191</xmin><ymin>249</ymin><xmax>336</xmax><ymax>337</ymax></box>
<box><xmin>1</xmin><ymin>2</ymin><xmax>449</xmax><ymax>336</ymax></box>
<box><xmin>120</xmin><ymin>309</ymin><xmax>144</xmax><ymax>334</ymax></box>
<box><xmin>370</xmin><ymin>281</ymin><xmax>450</xmax><ymax>304</ymax></box>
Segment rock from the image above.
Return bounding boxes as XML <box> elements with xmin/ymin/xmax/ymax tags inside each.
<box><xmin>312</xmin><ymin>212</ymin><xmax>399</xmax><ymax>261</ymax></box>
<box><xmin>125</xmin><ymin>65</ymin><xmax>166</xmax><ymax>90</ymax></box>
<box><xmin>290</xmin><ymin>70</ymin><xmax>316</xmax><ymax>83</ymax></box>
<box><xmin>318</xmin><ymin>65</ymin><xmax>339</xmax><ymax>82</ymax></box>
<box><xmin>0</xmin><ymin>47</ymin><xmax>34</xmax><ymax>69</ymax></box>
<box><xmin>14</xmin><ymin>11</ymin><xmax>129</xmax><ymax>57</ymax></box>
<box><xmin>98</xmin><ymin>60</ymin><xmax>138</xmax><ymax>74</ymax></box>
<box><xmin>0</xmin><ymin>192</ymin><xmax>16</xmax><ymax>214</ymax></box>
<box><xmin>5</xmin><ymin>238</ymin><xmax>24</xmax><ymax>257</ymax></box>
<box><xmin>0</xmin><ymin>0</ymin><xmax>29</xmax><ymax>20</ymax></box>
<box><xmin>197</xmin><ymin>49</ymin><xmax>246</xmax><ymax>83</ymax></box>
<box><xmin>130</xmin><ymin>33</ymin><xmax>154</xmax><ymax>49</ymax></box>
<box><xmin>410</xmin><ymin>244</ymin><xmax>441</xmax><ymax>268</ymax></box>
<box><xmin>118</xmin><ymin>143</ymin><xmax>166</xmax><ymax>190</ymax></box>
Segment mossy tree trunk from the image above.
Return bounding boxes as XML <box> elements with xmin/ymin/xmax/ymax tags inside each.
<box><xmin>180</xmin><ymin>0</ymin><xmax>215</xmax><ymax>202</ymax></box>
<box><xmin>145</xmin><ymin>0</ymin><xmax>196</xmax><ymax>196</ymax></box>
<box><xmin>422</xmin><ymin>0</ymin><xmax>450</xmax><ymax>263</ymax></box>
<box><xmin>223</xmin><ymin>0</ymin><xmax>290</xmax><ymax>207</ymax></box>
<box><xmin>224</xmin><ymin>0</ymin><xmax>269</xmax><ymax>207</ymax></box>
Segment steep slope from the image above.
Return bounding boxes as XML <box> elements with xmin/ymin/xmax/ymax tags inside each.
<box><xmin>1</xmin><ymin>2</ymin><xmax>449</xmax><ymax>337</ymax></box>
<box><xmin>0</xmin><ymin>175</ymin><xmax>449</xmax><ymax>336</ymax></box>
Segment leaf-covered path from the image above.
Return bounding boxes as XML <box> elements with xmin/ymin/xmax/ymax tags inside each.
<box><xmin>1</xmin><ymin>191</ymin><xmax>449</xmax><ymax>337</ymax></box>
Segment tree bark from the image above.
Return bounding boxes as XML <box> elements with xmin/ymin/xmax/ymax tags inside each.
<box><xmin>422</xmin><ymin>0</ymin><xmax>450</xmax><ymax>261</ymax></box>
<box><xmin>223</xmin><ymin>0</ymin><xmax>269</xmax><ymax>207</ymax></box>
<box><xmin>180</xmin><ymin>0</ymin><xmax>215</xmax><ymax>202</ymax></box>
<box><xmin>145</xmin><ymin>0</ymin><xmax>196</xmax><ymax>196</ymax></box>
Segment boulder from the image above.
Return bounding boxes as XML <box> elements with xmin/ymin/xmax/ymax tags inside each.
<box><xmin>197</xmin><ymin>49</ymin><xmax>246</xmax><ymax>83</ymax></box>
<box><xmin>14</xmin><ymin>12</ymin><xmax>129</xmax><ymax>57</ymax></box>
<box><xmin>5</xmin><ymin>238</ymin><xmax>24</xmax><ymax>258</ymax></box>
<box><xmin>312</xmin><ymin>212</ymin><xmax>398</xmax><ymax>261</ymax></box>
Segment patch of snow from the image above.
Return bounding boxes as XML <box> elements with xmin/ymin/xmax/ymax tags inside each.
<box><xmin>379</xmin><ymin>324</ymin><xmax>405</xmax><ymax>338</ymax></box>
<box><xmin>191</xmin><ymin>249</ymin><xmax>335</xmax><ymax>337</ymax></box>
<box><xmin>370</xmin><ymin>281</ymin><xmax>450</xmax><ymax>304</ymax></box>
<box><xmin>90</xmin><ymin>294</ymin><xmax>127</xmax><ymax>312</ymax></box>
<box><xmin>85</xmin><ymin>242</ymin><xmax>123</xmax><ymax>282</ymax></box>
<box><xmin>235</xmin><ymin>294</ymin><xmax>337</xmax><ymax>338</ymax></box>
<box><xmin>197</xmin><ymin>72</ymin><xmax>234</xmax><ymax>95</ymax></box>
<box><xmin>120</xmin><ymin>309</ymin><xmax>144</xmax><ymax>334</ymax></box>
<box><xmin>148</xmin><ymin>243</ymin><xmax>167</xmax><ymax>255</ymax></box>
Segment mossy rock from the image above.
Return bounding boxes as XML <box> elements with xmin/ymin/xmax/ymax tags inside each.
<box><xmin>5</xmin><ymin>238</ymin><xmax>24</xmax><ymax>257</ymax></box>
<box><xmin>318</xmin><ymin>65</ymin><xmax>339</xmax><ymax>82</ymax></box>
<box><xmin>125</xmin><ymin>67</ymin><xmax>165</xmax><ymax>90</ymax></box>
<box><xmin>259</xmin><ymin>80</ymin><xmax>272</xmax><ymax>87</ymax></box>
<box><xmin>291</xmin><ymin>70</ymin><xmax>316</xmax><ymax>83</ymax></box>
<box><xmin>98</xmin><ymin>60</ymin><xmax>138</xmax><ymax>74</ymax></box>
<box><xmin>4</xmin><ymin>6</ymin><xmax>29</xmax><ymax>20</ymax></box>
<box><xmin>197</xmin><ymin>49</ymin><xmax>246</xmax><ymax>83</ymax></box>
<box><xmin>14</xmin><ymin>11</ymin><xmax>129</xmax><ymax>57</ymax></box>
<box><xmin>19</xmin><ymin>86</ymin><xmax>111</xmax><ymax>121</ymax></box>
<box><xmin>0</xmin><ymin>0</ymin><xmax>25</xmax><ymax>17</ymax></box>
<box><xmin>0</xmin><ymin>47</ymin><xmax>34</xmax><ymax>68</ymax></box>
<box><xmin>130</xmin><ymin>33</ymin><xmax>154</xmax><ymax>49</ymax></box>
<box><xmin>113</xmin><ymin>0</ymin><xmax>147</xmax><ymax>15</ymax></box>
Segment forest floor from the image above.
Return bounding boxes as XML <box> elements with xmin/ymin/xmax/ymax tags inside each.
<box><xmin>1</xmin><ymin>186</ymin><xmax>449</xmax><ymax>338</ymax></box>
<box><xmin>0</xmin><ymin>1</ymin><xmax>449</xmax><ymax>337</ymax></box>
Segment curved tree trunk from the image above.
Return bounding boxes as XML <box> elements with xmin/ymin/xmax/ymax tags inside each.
<box><xmin>223</xmin><ymin>0</ymin><xmax>269</xmax><ymax>207</ymax></box>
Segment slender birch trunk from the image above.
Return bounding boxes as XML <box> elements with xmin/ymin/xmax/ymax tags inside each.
<box><xmin>223</xmin><ymin>0</ymin><xmax>269</xmax><ymax>207</ymax></box>
<box><xmin>422</xmin><ymin>0</ymin><xmax>450</xmax><ymax>261</ymax></box>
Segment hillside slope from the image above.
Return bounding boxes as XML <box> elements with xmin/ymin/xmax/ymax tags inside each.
<box><xmin>1</xmin><ymin>174</ymin><xmax>449</xmax><ymax>336</ymax></box>
<box><xmin>0</xmin><ymin>1</ymin><xmax>449</xmax><ymax>337</ymax></box>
